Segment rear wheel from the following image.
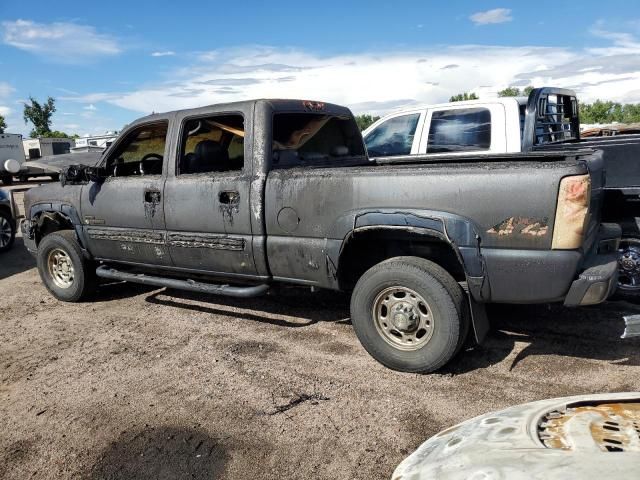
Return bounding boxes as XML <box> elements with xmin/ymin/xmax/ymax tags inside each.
<box><xmin>37</xmin><ymin>230</ymin><xmax>96</xmax><ymax>302</ymax></box>
<box><xmin>616</xmin><ymin>237</ymin><xmax>640</xmax><ymax>300</ymax></box>
<box><xmin>0</xmin><ymin>210</ymin><xmax>15</xmax><ymax>253</ymax></box>
<box><xmin>350</xmin><ymin>256</ymin><xmax>468</xmax><ymax>373</ymax></box>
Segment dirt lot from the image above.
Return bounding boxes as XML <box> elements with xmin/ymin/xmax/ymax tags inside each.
<box><xmin>2</xmin><ymin>221</ymin><xmax>640</xmax><ymax>478</ymax></box>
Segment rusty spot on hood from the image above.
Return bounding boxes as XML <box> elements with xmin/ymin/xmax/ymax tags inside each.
<box><xmin>538</xmin><ymin>401</ymin><xmax>640</xmax><ymax>452</ymax></box>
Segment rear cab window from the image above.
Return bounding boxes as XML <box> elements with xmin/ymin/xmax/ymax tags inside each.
<box><xmin>426</xmin><ymin>108</ymin><xmax>491</xmax><ymax>153</ymax></box>
<box><xmin>272</xmin><ymin>113</ymin><xmax>365</xmax><ymax>168</ymax></box>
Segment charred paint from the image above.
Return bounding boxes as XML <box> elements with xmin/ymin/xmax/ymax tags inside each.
<box><xmin>86</xmin><ymin>228</ymin><xmax>164</xmax><ymax>245</ymax></box>
<box><xmin>167</xmin><ymin>233</ymin><xmax>245</xmax><ymax>251</ymax></box>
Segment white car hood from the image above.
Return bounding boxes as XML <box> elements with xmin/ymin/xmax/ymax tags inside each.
<box><xmin>393</xmin><ymin>392</ymin><xmax>640</xmax><ymax>480</ymax></box>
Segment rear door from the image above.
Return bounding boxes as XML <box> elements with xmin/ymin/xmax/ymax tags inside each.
<box><xmin>163</xmin><ymin>107</ymin><xmax>258</xmax><ymax>277</ymax></box>
<box><xmin>79</xmin><ymin>120</ymin><xmax>172</xmax><ymax>265</ymax></box>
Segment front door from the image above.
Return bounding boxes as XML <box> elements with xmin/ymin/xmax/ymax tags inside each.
<box><xmin>80</xmin><ymin>120</ymin><xmax>172</xmax><ymax>266</ymax></box>
<box><xmin>163</xmin><ymin>111</ymin><xmax>257</xmax><ymax>277</ymax></box>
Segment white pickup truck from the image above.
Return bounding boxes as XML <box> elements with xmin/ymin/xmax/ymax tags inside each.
<box><xmin>363</xmin><ymin>87</ymin><xmax>640</xmax><ymax>298</ymax></box>
<box><xmin>363</xmin><ymin>95</ymin><xmax>526</xmax><ymax>158</ymax></box>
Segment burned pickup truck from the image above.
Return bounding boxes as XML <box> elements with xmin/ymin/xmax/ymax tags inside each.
<box><xmin>22</xmin><ymin>99</ymin><xmax>620</xmax><ymax>372</ymax></box>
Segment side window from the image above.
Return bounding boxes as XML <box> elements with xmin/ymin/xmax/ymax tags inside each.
<box><xmin>105</xmin><ymin>122</ymin><xmax>168</xmax><ymax>177</ymax></box>
<box><xmin>427</xmin><ymin>108</ymin><xmax>491</xmax><ymax>153</ymax></box>
<box><xmin>178</xmin><ymin>114</ymin><xmax>244</xmax><ymax>175</ymax></box>
<box><xmin>364</xmin><ymin>113</ymin><xmax>420</xmax><ymax>157</ymax></box>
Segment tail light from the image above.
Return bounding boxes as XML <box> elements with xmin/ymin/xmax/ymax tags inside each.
<box><xmin>551</xmin><ymin>174</ymin><xmax>591</xmax><ymax>250</ymax></box>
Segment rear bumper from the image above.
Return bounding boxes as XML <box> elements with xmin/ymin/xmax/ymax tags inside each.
<box><xmin>563</xmin><ymin>223</ymin><xmax>621</xmax><ymax>306</ymax></box>
<box><xmin>563</xmin><ymin>253</ymin><xmax>618</xmax><ymax>306</ymax></box>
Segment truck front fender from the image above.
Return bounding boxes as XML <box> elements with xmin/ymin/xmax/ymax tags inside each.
<box><xmin>28</xmin><ymin>202</ymin><xmax>88</xmax><ymax>250</ymax></box>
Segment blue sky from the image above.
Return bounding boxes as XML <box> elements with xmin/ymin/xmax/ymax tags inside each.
<box><xmin>1</xmin><ymin>0</ymin><xmax>639</xmax><ymax>137</ymax></box>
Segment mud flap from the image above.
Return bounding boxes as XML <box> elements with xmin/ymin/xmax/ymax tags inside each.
<box><xmin>468</xmin><ymin>295</ymin><xmax>489</xmax><ymax>344</ymax></box>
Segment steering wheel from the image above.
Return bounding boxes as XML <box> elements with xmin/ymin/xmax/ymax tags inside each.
<box><xmin>139</xmin><ymin>153</ymin><xmax>163</xmax><ymax>175</ymax></box>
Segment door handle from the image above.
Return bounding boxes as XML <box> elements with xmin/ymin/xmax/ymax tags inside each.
<box><xmin>219</xmin><ymin>191</ymin><xmax>239</xmax><ymax>205</ymax></box>
<box><xmin>144</xmin><ymin>190</ymin><xmax>161</xmax><ymax>203</ymax></box>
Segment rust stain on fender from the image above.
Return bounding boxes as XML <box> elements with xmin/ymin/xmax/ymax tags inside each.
<box><xmin>487</xmin><ymin>216</ymin><xmax>549</xmax><ymax>237</ymax></box>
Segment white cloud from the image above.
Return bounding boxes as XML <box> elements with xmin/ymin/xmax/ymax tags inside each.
<box><xmin>470</xmin><ymin>8</ymin><xmax>513</xmax><ymax>25</ymax></box>
<box><xmin>84</xmin><ymin>104</ymin><xmax>97</xmax><ymax>111</ymax></box>
<box><xmin>1</xmin><ymin>19</ymin><xmax>121</xmax><ymax>62</ymax></box>
<box><xmin>151</xmin><ymin>51</ymin><xmax>175</xmax><ymax>57</ymax></box>
<box><xmin>57</xmin><ymin>27</ymin><xmax>640</xmax><ymax>120</ymax></box>
<box><xmin>0</xmin><ymin>106</ymin><xmax>11</xmax><ymax>116</ymax></box>
<box><xmin>0</xmin><ymin>82</ymin><xmax>14</xmax><ymax>98</ymax></box>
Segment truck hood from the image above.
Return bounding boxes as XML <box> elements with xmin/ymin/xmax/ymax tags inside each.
<box><xmin>27</xmin><ymin>152</ymin><xmax>102</xmax><ymax>173</ymax></box>
<box><xmin>392</xmin><ymin>392</ymin><xmax>640</xmax><ymax>480</ymax></box>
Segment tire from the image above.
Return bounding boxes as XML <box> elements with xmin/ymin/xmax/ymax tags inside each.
<box><xmin>350</xmin><ymin>256</ymin><xmax>468</xmax><ymax>373</ymax></box>
<box><xmin>1</xmin><ymin>176</ymin><xmax>13</xmax><ymax>185</ymax></box>
<box><xmin>37</xmin><ymin>230</ymin><xmax>96</xmax><ymax>302</ymax></box>
<box><xmin>614</xmin><ymin>237</ymin><xmax>640</xmax><ymax>301</ymax></box>
<box><xmin>0</xmin><ymin>209</ymin><xmax>15</xmax><ymax>253</ymax></box>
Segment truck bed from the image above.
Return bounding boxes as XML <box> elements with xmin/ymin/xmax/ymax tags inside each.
<box><xmin>577</xmin><ymin>134</ymin><xmax>640</xmax><ymax>191</ymax></box>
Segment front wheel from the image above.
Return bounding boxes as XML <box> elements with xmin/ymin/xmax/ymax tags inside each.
<box><xmin>350</xmin><ymin>256</ymin><xmax>468</xmax><ymax>373</ymax></box>
<box><xmin>37</xmin><ymin>230</ymin><xmax>96</xmax><ymax>302</ymax></box>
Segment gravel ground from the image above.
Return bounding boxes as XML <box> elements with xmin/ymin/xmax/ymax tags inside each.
<box><xmin>2</xmin><ymin>226</ymin><xmax>640</xmax><ymax>479</ymax></box>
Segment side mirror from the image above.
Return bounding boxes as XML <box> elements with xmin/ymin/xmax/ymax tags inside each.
<box><xmin>60</xmin><ymin>164</ymin><xmax>107</xmax><ymax>186</ymax></box>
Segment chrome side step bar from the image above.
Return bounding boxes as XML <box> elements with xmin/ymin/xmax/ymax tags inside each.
<box><xmin>96</xmin><ymin>265</ymin><xmax>270</xmax><ymax>298</ymax></box>
<box><xmin>622</xmin><ymin>314</ymin><xmax>640</xmax><ymax>339</ymax></box>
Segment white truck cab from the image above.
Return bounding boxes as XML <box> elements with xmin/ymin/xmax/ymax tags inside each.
<box><xmin>363</xmin><ymin>97</ymin><xmax>527</xmax><ymax>159</ymax></box>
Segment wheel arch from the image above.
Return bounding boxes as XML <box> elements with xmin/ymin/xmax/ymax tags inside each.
<box><xmin>330</xmin><ymin>210</ymin><xmax>491</xmax><ymax>344</ymax></box>
<box><xmin>29</xmin><ymin>202</ymin><xmax>86</xmax><ymax>249</ymax></box>
<box><xmin>333</xmin><ymin>210</ymin><xmax>487</xmax><ymax>292</ymax></box>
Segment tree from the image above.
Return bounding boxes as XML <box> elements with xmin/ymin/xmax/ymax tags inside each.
<box><xmin>498</xmin><ymin>86</ymin><xmax>535</xmax><ymax>97</ymax></box>
<box><xmin>579</xmin><ymin>100</ymin><xmax>620</xmax><ymax>124</ymax></box>
<box><xmin>40</xmin><ymin>130</ymin><xmax>79</xmax><ymax>139</ymax></box>
<box><xmin>449</xmin><ymin>92</ymin><xmax>479</xmax><ymax>102</ymax></box>
<box><xmin>355</xmin><ymin>114</ymin><xmax>380</xmax><ymax>131</ymax></box>
<box><xmin>23</xmin><ymin>96</ymin><xmax>56</xmax><ymax>137</ymax></box>
<box><xmin>0</xmin><ymin>114</ymin><xmax>6</xmax><ymax>134</ymax></box>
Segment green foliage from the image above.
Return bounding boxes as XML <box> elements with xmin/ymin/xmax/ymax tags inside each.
<box><xmin>497</xmin><ymin>87</ymin><xmax>521</xmax><ymax>97</ymax></box>
<box><xmin>355</xmin><ymin>114</ymin><xmax>380</xmax><ymax>131</ymax></box>
<box><xmin>0</xmin><ymin>114</ymin><xmax>6</xmax><ymax>134</ymax></box>
<box><xmin>23</xmin><ymin>96</ymin><xmax>56</xmax><ymax>137</ymax></box>
<box><xmin>40</xmin><ymin>130</ymin><xmax>78</xmax><ymax>139</ymax></box>
<box><xmin>579</xmin><ymin>100</ymin><xmax>640</xmax><ymax>124</ymax></box>
<box><xmin>449</xmin><ymin>92</ymin><xmax>479</xmax><ymax>102</ymax></box>
<box><xmin>498</xmin><ymin>86</ymin><xmax>535</xmax><ymax>97</ymax></box>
